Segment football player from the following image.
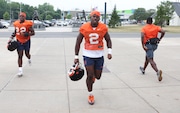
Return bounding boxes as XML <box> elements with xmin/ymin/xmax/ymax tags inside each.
<box><xmin>140</xmin><ymin>17</ymin><xmax>165</xmax><ymax>81</ymax></box>
<box><xmin>74</xmin><ymin>10</ymin><xmax>112</xmax><ymax>105</ymax></box>
<box><xmin>9</xmin><ymin>12</ymin><xmax>35</xmax><ymax>77</ymax></box>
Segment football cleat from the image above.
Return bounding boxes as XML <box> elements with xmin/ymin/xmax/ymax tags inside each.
<box><xmin>68</xmin><ymin>63</ymin><xmax>84</xmax><ymax>81</ymax></box>
<box><xmin>157</xmin><ymin>70</ymin><xmax>162</xmax><ymax>81</ymax></box>
<box><xmin>17</xmin><ymin>71</ymin><xmax>23</xmax><ymax>77</ymax></box>
<box><xmin>139</xmin><ymin>66</ymin><xmax>145</xmax><ymax>74</ymax></box>
<box><xmin>88</xmin><ymin>95</ymin><xmax>95</xmax><ymax>105</ymax></box>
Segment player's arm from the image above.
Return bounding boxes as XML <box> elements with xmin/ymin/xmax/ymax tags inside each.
<box><xmin>104</xmin><ymin>32</ymin><xmax>112</xmax><ymax>59</ymax></box>
<box><xmin>141</xmin><ymin>32</ymin><xmax>147</xmax><ymax>51</ymax></box>
<box><xmin>9</xmin><ymin>29</ymin><xmax>16</xmax><ymax>42</ymax></box>
<box><xmin>23</xmin><ymin>26</ymin><xmax>35</xmax><ymax>37</ymax></box>
<box><xmin>21</xmin><ymin>26</ymin><xmax>35</xmax><ymax>37</ymax></box>
<box><xmin>158</xmin><ymin>28</ymin><xmax>165</xmax><ymax>40</ymax></box>
<box><xmin>74</xmin><ymin>33</ymin><xmax>84</xmax><ymax>64</ymax></box>
<box><xmin>10</xmin><ymin>29</ymin><xmax>16</xmax><ymax>38</ymax></box>
<box><xmin>28</xmin><ymin>26</ymin><xmax>35</xmax><ymax>36</ymax></box>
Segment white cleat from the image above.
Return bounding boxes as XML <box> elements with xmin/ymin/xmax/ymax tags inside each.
<box><xmin>28</xmin><ymin>59</ymin><xmax>31</xmax><ymax>66</ymax></box>
<box><xmin>17</xmin><ymin>71</ymin><xmax>23</xmax><ymax>77</ymax></box>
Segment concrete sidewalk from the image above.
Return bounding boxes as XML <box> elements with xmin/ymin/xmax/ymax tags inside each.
<box><xmin>0</xmin><ymin>34</ymin><xmax>180</xmax><ymax>113</ymax></box>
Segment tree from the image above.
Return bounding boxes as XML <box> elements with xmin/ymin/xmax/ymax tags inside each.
<box><xmin>46</xmin><ymin>14</ymin><xmax>53</xmax><ymax>20</ymax></box>
<box><xmin>3</xmin><ymin>11</ymin><xmax>10</xmax><ymax>20</ymax></box>
<box><xmin>0</xmin><ymin>1</ymin><xmax>62</xmax><ymax>20</ymax></box>
<box><xmin>154</xmin><ymin>1</ymin><xmax>174</xmax><ymax>27</ymax></box>
<box><xmin>0</xmin><ymin>0</ymin><xmax>8</xmax><ymax>19</ymax></box>
<box><xmin>108</xmin><ymin>5</ymin><xmax>120</xmax><ymax>28</ymax></box>
<box><xmin>66</xmin><ymin>14</ymin><xmax>72</xmax><ymax>19</ymax></box>
<box><xmin>21</xmin><ymin>4</ymin><xmax>35</xmax><ymax>20</ymax></box>
<box><xmin>54</xmin><ymin>9</ymin><xmax>61</xmax><ymax>19</ymax></box>
<box><xmin>146</xmin><ymin>9</ymin><xmax>156</xmax><ymax>17</ymax></box>
<box><xmin>10</xmin><ymin>2</ymin><xmax>21</xmax><ymax>20</ymax></box>
<box><xmin>133</xmin><ymin>8</ymin><xmax>148</xmax><ymax>22</ymax></box>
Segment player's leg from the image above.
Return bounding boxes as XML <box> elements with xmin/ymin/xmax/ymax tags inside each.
<box><xmin>150</xmin><ymin>44</ymin><xmax>162</xmax><ymax>81</ymax></box>
<box><xmin>16</xmin><ymin>41</ymin><xmax>24</xmax><ymax>77</ymax></box>
<box><xmin>24</xmin><ymin>40</ymin><xmax>31</xmax><ymax>65</ymax></box>
<box><xmin>146</xmin><ymin>44</ymin><xmax>162</xmax><ymax>81</ymax></box>
<box><xmin>94</xmin><ymin>56</ymin><xmax>104</xmax><ymax>80</ymax></box>
<box><xmin>147</xmin><ymin>44</ymin><xmax>158</xmax><ymax>72</ymax></box>
<box><xmin>17</xmin><ymin>50</ymin><xmax>23</xmax><ymax>77</ymax></box>
<box><xmin>83</xmin><ymin>56</ymin><xmax>95</xmax><ymax>105</ymax></box>
<box><xmin>140</xmin><ymin>56</ymin><xmax>149</xmax><ymax>74</ymax></box>
<box><xmin>85</xmin><ymin>65</ymin><xmax>95</xmax><ymax>92</ymax></box>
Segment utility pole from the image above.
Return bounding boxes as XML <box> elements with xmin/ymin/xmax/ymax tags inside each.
<box><xmin>104</xmin><ymin>2</ymin><xmax>107</xmax><ymax>24</ymax></box>
<box><xmin>20</xmin><ymin>2</ymin><xmax>22</xmax><ymax>13</ymax></box>
<box><xmin>7</xmin><ymin>0</ymin><xmax>11</xmax><ymax>22</ymax></box>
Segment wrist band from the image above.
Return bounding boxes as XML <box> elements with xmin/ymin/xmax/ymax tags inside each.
<box><xmin>9</xmin><ymin>37</ymin><xmax>14</xmax><ymax>40</ymax></box>
<box><xmin>108</xmin><ymin>48</ymin><xmax>112</xmax><ymax>54</ymax></box>
<box><xmin>75</xmin><ymin>55</ymin><xmax>79</xmax><ymax>59</ymax></box>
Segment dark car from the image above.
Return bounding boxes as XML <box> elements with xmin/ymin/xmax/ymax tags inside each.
<box><xmin>44</xmin><ymin>20</ymin><xmax>54</xmax><ymax>26</ymax></box>
<box><xmin>43</xmin><ymin>22</ymin><xmax>49</xmax><ymax>27</ymax></box>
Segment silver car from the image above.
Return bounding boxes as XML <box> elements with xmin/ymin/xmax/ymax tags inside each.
<box><xmin>1</xmin><ymin>21</ymin><xmax>10</xmax><ymax>28</ymax></box>
<box><xmin>56</xmin><ymin>21</ymin><xmax>68</xmax><ymax>26</ymax></box>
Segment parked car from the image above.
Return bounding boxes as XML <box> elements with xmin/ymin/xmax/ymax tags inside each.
<box><xmin>0</xmin><ymin>21</ymin><xmax>10</xmax><ymax>28</ymax></box>
<box><xmin>0</xmin><ymin>22</ymin><xmax>3</xmax><ymax>28</ymax></box>
<box><xmin>56</xmin><ymin>21</ymin><xmax>68</xmax><ymax>26</ymax></box>
<box><xmin>43</xmin><ymin>22</ymin><xmax>49</xmax><ymax>27</ymax></box>
<box><xmin>51</xmin><ymin>19</ymin><xmax>57</xmax><ymax>25</ymax></box>
<box><xmin>33</xmin><ymin>20</ymin><xmax>42</xmax><ymax>24</ymax></box>
<box><xmin>44</xmin><ymin>20</ymin><xmax>54</xmax><ymax>26</ymax></box>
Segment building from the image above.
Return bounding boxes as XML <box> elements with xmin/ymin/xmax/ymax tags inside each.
<box><xmin>169</xmin><ymin>2</ymin><xmax>180</xmax><ymax>26</ymax></box>
<box><xmin>117</xmin><ymin>9</ymin><xmax>135</xmax><ymax>21</ymax></box>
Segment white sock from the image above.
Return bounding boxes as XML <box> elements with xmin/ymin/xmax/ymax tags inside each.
<box><xmin>19</xmin><ymin>67</ymin><xmax>23</xmax><ymax>72</ymax></box>
<box><xmin>88</xmin><ymin>91</ymin><xmax>93</xmax><ymax>96</ymax></box>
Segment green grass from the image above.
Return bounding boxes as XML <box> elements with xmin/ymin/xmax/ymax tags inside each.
<box><xmin>108</xmin><ymin>25</ymin><xmax>180</xmax><ymax>33</ymax></box>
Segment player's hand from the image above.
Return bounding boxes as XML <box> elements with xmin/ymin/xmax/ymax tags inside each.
<box><xmin>107</xmin><ymin>54</ymin><xmax>112</xmax><ymax>59</ymax></box>
<box><xmin>143</xmin><ymin>45</ymin><xmax>148</xmax><ymax>51</ymax></box>
<box><xmin>8</xmin><ymin>37</ymin><xmax>13</xmax><ymax>44</ymax></box>
<box><xmin>20</xmin><ymin>32</ymin><xmax>29</xmax><ymax>37</ymax></box>
<box><xmin>157</xmin><ymin>38</ymin><xmax>161</xmax><ymax>44</ymax></box>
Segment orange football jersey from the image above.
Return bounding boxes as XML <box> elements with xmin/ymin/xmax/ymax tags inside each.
<box><xmin>80</xmin><ymin>22</ymin><xmax>108</xmax><ymax>50</ymax></box>
<box><xmin>141</xmin><ymin>24</ymin><xmax>161</xmax><ymax>44</ymax></box>
<box><xmin>13</xmin><ymin>20</ymin><xmax>33</xmax><ymax>43</ymax></box>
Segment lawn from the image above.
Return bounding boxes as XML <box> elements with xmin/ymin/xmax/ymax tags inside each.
<box><xmin>108</xmin><ymin>25</ymin><xmax>180</xmax><ymax>33</ymax></box>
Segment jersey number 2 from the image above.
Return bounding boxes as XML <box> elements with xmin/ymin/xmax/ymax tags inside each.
<box><xmin>89</xmin><ymin>33</ymin><xmax>99</xmax><ymax>44</ymax></box>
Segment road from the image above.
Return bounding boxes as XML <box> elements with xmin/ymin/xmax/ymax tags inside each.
<box><xmin>0</xmin><ymin>27</ymin><xmax>179</xmax><ymax>38</ymax></box>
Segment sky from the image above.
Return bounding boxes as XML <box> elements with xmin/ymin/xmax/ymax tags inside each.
<box><xmin>12</xmin><ymin>0</ymin><xmax>176</xmax><ymax>12</ymax></box>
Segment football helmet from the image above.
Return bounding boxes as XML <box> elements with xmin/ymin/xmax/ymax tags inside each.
<box><xmin>7</xmin><ymin>40</ymin><xmax>18</xmax><ymax>51</ymax></box>
<box><xmin>68</xmin><ymin>63</ymin><xmax>84</xmax><ymax>81</ymax></box>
